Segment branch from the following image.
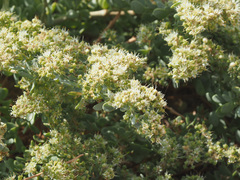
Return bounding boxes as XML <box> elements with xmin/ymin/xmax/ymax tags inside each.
<box><xmin>90</xmin><ymin>9</ymin><xmax>135</xmax><ymax>17</ymax></box>
<box><xmin>23</xmin><ymin>154</ymin><xmax>84</xmax><ymax>180</ymax></box>
<box><xmin>126</xmin><ymin>36</ymin><xmax>137</xmax><ymax>43</ymax></box>
<box><xmin>165</xmin><ymin>105</ymin><xmax>185</xmax><ymax>120</ymax></box>
<box><xmin>94</xmin><ymin>12</ymin><xmax>121</xmax><ymax>44</ymax></box>
<box><xmin>23</xmin><ymin>172</ymin><xmax>43</xmax><ymax>180</ymax></box>
<box><xmin>46</xmin><ymin>10</ymin><xmax>135</xmax><ymax>27</ymax></box>
<box><xmin>66</xmin><ymin>154</ymin><xmax>84</xmax><ymax>164</ymax></box>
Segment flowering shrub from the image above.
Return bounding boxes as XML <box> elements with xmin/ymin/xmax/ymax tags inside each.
<box><xmin>1</xmin><ymin>0</ymin><xmax>240</xmax><ymax>179</ymax></box>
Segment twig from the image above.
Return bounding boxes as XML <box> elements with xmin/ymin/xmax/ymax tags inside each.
<box><xmin>94</xmin><ymin>12</ymin><xmax>121</xmax><ymax>44</ymax></box>
<box><xmin>66</xmin><ymin>154</ymin><xmax>84</xmax><ymax>164</ymax></box>
<box><xmin>165</xmin><ymin>105</ymin><xmax>185</xmax><ymax>120</ymax></box>
<box><xmin>90</xmin><ymin>9</ymin><xmax>135</xmax><ymax>17</ymax></box>
<box><xmin>46</xmin><ymin>10</ymin><xmax>134</xmax><ymax>27</ymax></box>
<box><xmin>23</xmin><ymin>172</ymin><xmax>43</xmax><ymax>180</ymax></box>
<box><xmin>126</xmin><ymin>36</ymin><xmax>137</xmax><ymax>43</ymax></box>
<box><xmin>23</xmin><ymin>154</ymin><xmax>84</xmax><ymax>180</ymax></box>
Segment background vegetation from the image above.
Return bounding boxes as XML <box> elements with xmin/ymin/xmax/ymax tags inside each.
<box><xmin>1</xmin><ymin>0</ymin><xmax>240</xmax><ymax>179</ymax></box>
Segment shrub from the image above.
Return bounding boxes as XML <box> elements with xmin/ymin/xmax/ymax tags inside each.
<box><xmin>0</xmin><ymin>0</ymin><xmax>240</xmax><ymax>179</ymax></box>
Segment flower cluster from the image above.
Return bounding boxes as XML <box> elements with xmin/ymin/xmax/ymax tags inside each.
<box><xmin>82</xmin><ymin>45</ymin><xmax>146</xmax><ymax>100</ymax></box>
<box><xmin>136</xmin><ymin>24</ymin><xmax>156</xmax><ymax>47</ymax></box>
<box><xmin>110</xmin><ymin>80</ymin><xmax>166</xmax><ymax>143</ymax></box>
<box><xmin>160</xmin><ymin>27</ymin><xmax>209</xmax><ymax>82</ymax></box>
<box><xmin>174</xmin><ymin>0</ymin><xmax>240</xmax><ymax>36</ymax></box>
<box><xmin>154</xmin><ymin>121</ymin><xmax>240</xmax><ymax>173</ymax></box>
<box><xmin>159</xmin><ymin>0</ymin><xmax>240</xmax><ymax>82</ymax></box>
<box><xmin>24</xmin><ymin>121</ymin><xmax>123</xmax><ymax>179</ymax></box>
<box><xmin>0</xmin><ymin>11</ymin><xmax>17</xmax><ymax>27</ymax></box>
<box><xmin>0</xmin><ymin>11</ymin><xmax>167</xmax><ymax>147</ymax></box>
<box><xmin>159</xmin><ymin>22</ymin><xmax>227</xmax><ymax>82</ymax></box>
<box><xmin>144</xmin><ymin>66</ymin><xmax>169</xmax><ymax>86</ymax></box>
<box><xmin>156</xmin><ymin>135</ymin><xmax>181</xmax><ymax>171</ymax></box>
<box><xmin>0</xmin><ymin>122</ymin><xmax>9</xmax><ymax>161</ymax></box>
<box><xmin>0</xmin><ymin>11</ymin><xmax>90</xmax><ymax>121</ymax></box>
<box><xmin>11</xmin><ymin>92</ymin><xmax>48</xmax><ymax>119</ymax></box>
<box><xmin>1</xmin><ymin>3</ymin><xmax>240</xmax><ymax>178</ymax></box>
<box><xmin>228</xmin><ymin>54</ymin><xmax>240</xmax><ymax>79</ymax></box>
<box><xmin>0</xmin><ymin>11</ymin><xmax>88</xmax><ymax>78</ymax></box>
<box><xmin>0</xmin><ymin>16</ymin><xmax>42</xmax><ymax>70</ymax></box>
<box><xmin>112</xmin><ymin>80</ymin><xmax>166</xmax><ymax>112</ymax></box>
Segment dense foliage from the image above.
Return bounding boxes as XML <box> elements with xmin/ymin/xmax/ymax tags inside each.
<box><xmin>1</xmin><ymin>0</ymin><xmax>240</xmax><ymax>179</ymax></box>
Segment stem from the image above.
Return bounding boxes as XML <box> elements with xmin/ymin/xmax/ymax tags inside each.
<box><xmin>66</xmin><ymin>154</ymin><xmax>84</xmax><ymax>164</ymax></box>
<box><xmin>23</xmin><ymin>172</ymin><xmax>43</xmax><ymax>180</ymax></box>
<box><xmin>94</xmin><ymin>11</ymin><xmax>121</xmax><ymax>44</ymax></box>
<box><xmin>165</xmin><ymin>105</ymin><xmax>185</xmax><ymax>120</ymax></box>
<box><xmin>89</xmin><ymin>9</ymin><xmax>135</xmax><ymax>17</ymax></box>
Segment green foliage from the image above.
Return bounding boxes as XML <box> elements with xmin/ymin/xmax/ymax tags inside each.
<box><xmin>0</xmin><ymin>122</ymin><xmax>9</xmax><ymax>162</ymax></box>
<box><xmin>1</xmin><ymin>0</ymin><xmax>240</xmax><ymax>179</ymax></box>
<box><xmin>0</xmin><ymin>86</ymin><xmax>10</xmax><ymax>163</ymax></box>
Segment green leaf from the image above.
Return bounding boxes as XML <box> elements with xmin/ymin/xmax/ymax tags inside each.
<box><xmin>212</xmin><ymin>94</ymin><xmax>223</xmax><ymax>104</ymax></box>
<box><xmin>141</xmin><ymin>12</ymin><xmax>155</xmax><ymax>22</ymax></box>
<box><xmin>93</xmin><ymin>102</ymin><xmax>104</xmax><ymax>111</ymax></box>
<box><xmin>0</xmin><ymin>99</ymin><xmax>11</xmax><ymax>106</ymax></box>
<box><xmin>0</xmin><ymin>106</ymin><xmax>10</xmax><ymax>115</ymax></box>
<box><xmin>154</xmin><ymin>0</ymin><xmax>165</xmax><ymax>8</ymax></box>
<box><xmin>101</xmin><ymin>127</ymin><xmax>118</xmax><ymax>144</ymax></box>
<box><xmin>33</xmin><ymin>135</ymin><xmax>44</xmax><ymax>143</ymax></box>
<box><xmin>50</xmin><ymin>156</ymin><xmax>59</xmax><ymax>161</ymax></box>
<box><xmin>152</xmin><ymin>8</ymin><xmax>168</xmax><ymax>19</ymax></box>
<box><xmin>195</xmin><ymin>79</ymin><xmax>205</xmax><ymax>96</ymax></box>
<box><xmin>5</xmin><ymin>138</ymin><xmax>14</xmax><ymax>145</ymax></box>
<box><xmin>75</xmin><ymin>99</ymin><xmax>85</xmax><ymax>110</ymax></box>
<box><xmin>171</xmin><ymin>2</ymin><xmax>181</xmax><ymax>9</ymax></box>
<box><xmin>138</xmin><ymin>48</ymin><xmax>151</xmax><ymax>55</ymax></box>
<box><xmin>220</xmin><ymin>102</ymin><xmax>235</xmax><ymax>114</ymax></box>
<box><xmin>130</xmin><ymin>115</ymin><xmax>136</xmax><ymax>125</ymax></box>
<box><xmin>219</xmin><ymin>119</ymin><xmax>227</xmax><ymax>129</ymax></box>
<box><xmin>68</xmin><ymin>91</ymin><xmax>82</xmax><ymax>97</ymax></box>
<box><xmin>185</xmin><ymin>116</ymin><xmax>190</xmax><ymax>125</ymax></box>
<box><xmin>26</xmin><ymin>112</ymin><xmax>36</xmax><ymax>125</ymax></box>
<box><xmin>2</xmin><ymin>70</ymin><xmax>13</xmax><ymax>76</ymax></box>
<box><xmin>232</xmin><ymin>86</ymin><xmax>240</xmax><ymax>94</ymax></box>
<box><xmin>67</xmin><ymin>9</ymin><xmax>78</xmax><ymax>18</ymax></box>
<box><xmin>29</xmin><ymin>125</ymin><xmax>40</xmax><ymax>134</ymax></box>
<box><xmin>0</xmin><ymin>144</ymin><xmax>9</xmax><ymax>152</ymax></box>
<box><xmin>120</xmin><ymin>106</ymin><xmax>128</xmax><ymax>112</ymax></box>
<box><xmin>51</xmin><ymin>2</ymin><xmax>57</xmax><ymax>13</ymax></box>
<box><xmin>111</xmin><ymin>0</ymin><xmax>129</xmax><ymax>8</ymax></box>
<box><xmin>235</xmin><ymin>106</ymin><xmax>240</xmax><ymax>117</ymax></box>
<box><xmin>129</xmin><ymin>144</ymin><xmax>151</xmax><ymax>163</ymax></box>
<box><xmin>98</xmin><ymin>0</ymin><xmax>109</xmax><ymax>9</ymax></box>
<box><xmin>218</xmin><ymin>164</ymin><xmax>232</xmax><ymax>176</ymax></box>
<box><xmin>8</xmin><ymin>126</ymin><xmax>18</xmax><ymax>136</ymax></box>
<box><xmin>15</xmin><ymin>136</ymin><xmax>25</xmax><ymax>153</ymax></box>
<box><xmin>209</xmin><ymin>112</ymin><xmax>219</xmax><ymax>126</ymax></box>
<box><xmin>236</xmin><ymin>130</ymin><xmax>240</xmax><ymax>143</ymax></box>
<box><xmin>206</xmin><ymin>92</ymin><xmax>212</xmax><ymax>102</ymax></box>
<box><xmin>17</xmin><ymin>70</ymin><xmax>33</xmax><ymax>79</ymax></box>
<box><xmin>0</xmin><ymin>88</ymin><xmax>8</xmax><ymax>100</ymax></box>
<box><xmin>1</xmin><ymin>0</ymin><xmax>9</xmax><ymax>11</ymax></box>
<box><xmin>131</xmin><ymin>0</ymin><xmax>145</xmax><ymax>14</ymax></box>
<box><xmin>13</xmin><ymin>158</ymin><xmax>25</xmax><ymax>171</ymax></box>
<box><xmin>4</xmin><ymin>158</ymin><xmax>14</xmax><ymax>172</ymax></box>
<box><xmin>102</xmin><ymin>103</ymin><xmax>115</xmax><ymax>112</ymax></box>
<box><xmin>222</xmin><ymin>91</ymin><xmax>232</xmax><ymax>102</ymax></box>
<box><xmin>79</xmin><ymin>9</ymin><xmax>89</xmax><ymax>20</ymax></box>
